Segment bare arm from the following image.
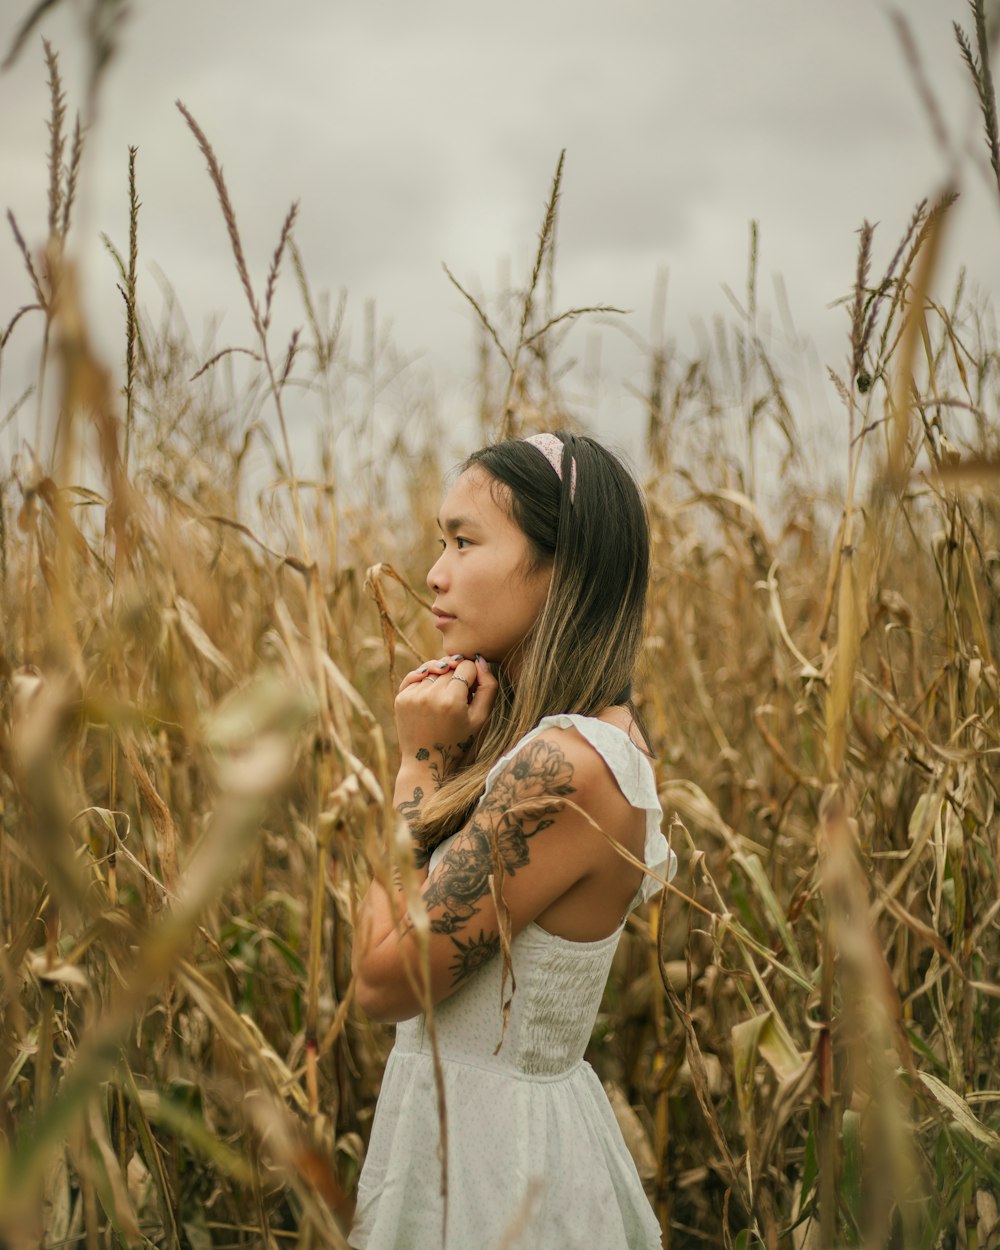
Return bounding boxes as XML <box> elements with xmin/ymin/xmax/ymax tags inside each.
<box><xmin>354</xmin><ymin>729</ymin><xmax>612</xmax><ymax>1023</ymax></box>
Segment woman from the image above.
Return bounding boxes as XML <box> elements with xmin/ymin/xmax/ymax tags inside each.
<box><xmin>350</xmin><ymin>431</ymin><xmax>676</xmax><ymax>1250</ymax></box>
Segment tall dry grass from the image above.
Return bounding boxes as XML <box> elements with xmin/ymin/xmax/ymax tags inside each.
<box><xmin>1</xmin><ymin>9</ymin><xmax>999</xmax><ymax>1249</ymax></box>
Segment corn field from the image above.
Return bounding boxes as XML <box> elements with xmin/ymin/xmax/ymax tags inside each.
<box><xmin>1</xmin><ymin>5</ymin><xmax>999</xmax><ymax>1248</ymax></box>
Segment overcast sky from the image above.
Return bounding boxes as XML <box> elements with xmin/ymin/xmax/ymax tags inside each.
<box><xmin>1</xmin><ymin>1</ymin><xmax>998</xmax><ymax>484</ymax></box>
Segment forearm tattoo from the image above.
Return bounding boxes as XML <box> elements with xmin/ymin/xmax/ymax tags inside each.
<box><xmin>399</xmin><ymin>737</ymin><xmax>475</xmax><ymax>870</ymax></box>
<box><xmin>396</xmin><ymin>785</ymin><xmax>434</xmax><ymax>869</ymax></box>
<box><xmin>415</xmin><ymin>736</ymin><xmax>475</xmax><ymax>789</ymax></box>
<box><xmin>420</xmin><ymin>738</ymin><xmax>576</xmax><ymax>986</ymax></box>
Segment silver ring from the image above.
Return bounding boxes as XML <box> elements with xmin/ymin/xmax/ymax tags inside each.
<box><xmin>449</xmin><ymin>674</ymin><xmax>471</xmax><ymax>690</ymax></box>
<box><xmin>425</xmin><ymin>672</ymin><xmax>439</xmax><ymax>680</ymax></box>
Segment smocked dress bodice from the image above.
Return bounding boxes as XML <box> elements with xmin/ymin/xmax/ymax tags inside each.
<box><xmin>349</xmin><ymin>715</ymin><xmax>678</xmax><ymax>1250</ymax></box>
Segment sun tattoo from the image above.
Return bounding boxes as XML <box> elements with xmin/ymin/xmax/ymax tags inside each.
<box><xmin>449</xmin><ymin>929</ymin><xmax>501</xmax><ymax>987</ymax></box>
<box><xmin>421</xmin><ymin>738</ymin><xmax>576</xmax><ymax>975</ymax></box>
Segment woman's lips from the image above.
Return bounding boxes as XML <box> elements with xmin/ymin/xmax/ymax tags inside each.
<box><xmin>432</xmin><ymin>609</ymin><xmax>455</xmax><ymax>629</ymax></box>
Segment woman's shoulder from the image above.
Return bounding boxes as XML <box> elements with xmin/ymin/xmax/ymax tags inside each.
<box><xmin>484</xmin><ymin>712</ymin><xmax>658</xmax><ymax>813</ymax></box>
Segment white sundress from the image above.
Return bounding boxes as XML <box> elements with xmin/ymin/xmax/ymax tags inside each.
<box><xmin>349</xmin><ymin>714</ymin><xmax>678</xmax><ymax>1250</ymax></box>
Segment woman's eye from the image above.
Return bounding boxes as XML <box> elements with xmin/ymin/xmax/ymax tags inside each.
<box><xmin>455</xmin><ymin>537</ymin><xmax>470</xmax><ymax>550</ymax></box>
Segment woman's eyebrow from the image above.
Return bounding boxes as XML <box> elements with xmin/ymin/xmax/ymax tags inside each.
<box><xmin>436</xmin><ymin>515</ymin><xmax>479</xmax><ymax>534</ymax></box>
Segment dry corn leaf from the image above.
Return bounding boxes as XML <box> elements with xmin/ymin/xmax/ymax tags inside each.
<box><xmin>931</xmin><ymin>455</ymin><xmax>1000</xmax><ymax>486</ymax></box>
<box><xmin>175</xmin><ymin>595</ymin><xmax>236</xmax><ymax>681</ymax></box>
<box><xmin>322</xmin><ymin>651</ymin><xmax>376</xmax><ymax>726</ymax></box>
<box><xmin>26</xmin><ymin>951</ymin><xmax>89</xmax><ymax>990</ymax></box>
<box><xmin>758</xmin><ymin>560</ymin><xmax>822</xmax><ymax>678</ymax></box>
<box><xmin>659</xmin><ymin>780</ymin><xmax>763</xmax><ymax>856</ymax></box>
<box><xmin>87</xmin><ymin>1103</ymin><xmax>142</xmax><ymax>1242</ymax></box>
<box><xmin>133</xmin><ymin>1090</ymin><xmax>254</xmax><ymax>1182</ymax></box>
<box><xmin>825</xmin><ymin>541</ymin><xmax>865</xmax><ymax>776</ymax></box>
<box><xmin>913</xmin><ymin>1071</ymin><xmax>1000</xmax><ymax>1151</ymax></box>
<box><xmin>870</xmin><ymin>779</ymin><xmax>945</xmax><ymax>922</ymax></box>
<box><xmin>40</xmin><ymin>1145</ymin><xmax>71</xmax><ymax>1248</ymax></box>
<box><xmin>604</xmin><ymin>1081</ymin><xmax>657</xmax><ymax>1191</ymax></box>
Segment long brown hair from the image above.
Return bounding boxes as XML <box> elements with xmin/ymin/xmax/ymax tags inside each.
<box><xmin>416</xmin><ymin>431</ymin><xmax>650</xmax><ymax>847</ymax></box>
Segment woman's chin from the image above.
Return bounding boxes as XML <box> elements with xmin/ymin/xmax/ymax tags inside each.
<box><xmin>444</xmin><ymin>628</ymin><xmax>482</xmax><ymax>656</ymax></box>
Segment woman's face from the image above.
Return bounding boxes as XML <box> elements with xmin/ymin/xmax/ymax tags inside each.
<box><xmin>426</xmin><ymin>466</ymin><xmax>552</xmax><ymax>666</ymax></box>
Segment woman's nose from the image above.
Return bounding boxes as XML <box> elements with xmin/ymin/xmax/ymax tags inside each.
<box><xmin>427</xmin><ymin>553</ymin><xmax>447</xmax><ymax>593</ymax></box>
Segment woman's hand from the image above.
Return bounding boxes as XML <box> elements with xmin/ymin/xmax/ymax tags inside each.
<box><xmin>394</xmin><ymin>654</ymin><xmax>497</xmax><ymax>780</ymax></box>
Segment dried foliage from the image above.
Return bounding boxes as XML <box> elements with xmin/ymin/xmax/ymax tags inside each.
<box><xmin>1</xmin><ymin>25</ymin><xmax>999</xmax><ymax>1250</ymax></box>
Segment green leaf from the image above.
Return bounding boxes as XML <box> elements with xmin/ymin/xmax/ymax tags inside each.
<box><xmin>735</xmin><ymin>852</ymin><xmax>807</xmax><ymax>979</ymax></box>
<box><xmin>942</xmin><ymin>1124</ymin><xmax>1000</xmax><ymax>1189</ymax></box>
<box><xmin>732</xmin><ymin>1013</ymin><xmax>770</xmax><ymax>1123</ymax></box>
<box><xmin>799</xmin><ymin>1119</ymin><xmax>818</xmax><ymax>1218</ymax></box>
<box><xmin>841</xmin><ymin>1109</ymin><xmax>862</xmax><ymax>1243</ymax></box>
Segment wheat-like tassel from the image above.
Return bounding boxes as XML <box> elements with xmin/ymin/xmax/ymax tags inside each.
<box><xmin>955</xmin><ymin>0</ymin><xmax>1000</xmax><ymax>198</ymax></box>
<box><xmin>124</xmin><ymin>145</ymin><xmax>139</xmax><ymax>473</ymax></box>
<box><xmin>971</xmin><ymin>0</ymin><xmax>1000</xmax><ymax>197</ymax></box>
<box><xmin>176</xmin><ymin>99</ymin><xmax>310</xmax><ymax>560</ymax></box>
<box><xmin>43</xmin><ymin>40</ymin><xmax>66</xmax><ymax>244</ymax></box>
<box><xmin>849</xmin><ymin>220</ymin><xmax>874</xmax><ymax>386</ymax></box>
<box><xmin>516</xmin><ymin>148</ymin><xmax>565</xmax><ymax>352</ymax></box>
<box><xmin>59</xmin><ymin>114</ymin><xmax>84</xmax><ymax>241</ymax></box>
<box><xmin>6</xmin><ymin>211</ymin><xmax>46</xmax><ymax>307</ymax></box>
<box><xmin>263</xmin><ymin>202</ymin><xmax>298</xmax><ymax>334</ymax></box>
<box><xmin>499</xmin><ymin>149</ymin><xmax>565</xmax><ymax>437</ymax></box>
<box><xmin>175</xmin><ymin>99</ymin><xmax>262</xmax><ymax>337</ymax></box>
<box><xmin>861</xmin><ymin>197</ymin><xmax>926</xmax><ymax>363</ymax></box>
<box><xmin>441</xmin><ymin>263</ymin><xmax>512</xmax><ymax>371</ymax></box>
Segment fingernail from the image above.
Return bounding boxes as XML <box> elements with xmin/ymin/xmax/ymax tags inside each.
<box><xmin>437</xmin><ymin>661</ymin><xmax>450</xmax><ymax>670</ymax></box>
<box><xmin>451</xmin><ymin>653</ymin><xmax>465</xmax><ymax>661</ymax></box>
<box><xmin>418</xmin><ymin>665</ymin><xmax>428</xmax><ymax>673</ymax></box>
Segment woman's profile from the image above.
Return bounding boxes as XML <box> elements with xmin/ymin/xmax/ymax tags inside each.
<box><xmin>350</xmin><ymin>430</ymin><xmax>676</xmax><ymax>1249</ymax></box>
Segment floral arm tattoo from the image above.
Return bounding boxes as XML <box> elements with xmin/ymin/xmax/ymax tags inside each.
<box><xmin>416</xmin><ymin>736</ymin><xmax>475</xmax><ymax>788</ymax></box>
<box><xmin>397</xmin><ymin>736</ymin><xmax>475</xmax><ymax>869</ymax></box>
<box><xmin>419</xmin><ymin>738</ymin><xmax>576</xmax><ymax>988</ymax></box>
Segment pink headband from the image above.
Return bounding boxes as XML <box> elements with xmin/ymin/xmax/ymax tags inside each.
<box><xmin>522</xmin><ymin>432</ymin><xmax>577</xmax><ymax>502</ymax></box>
